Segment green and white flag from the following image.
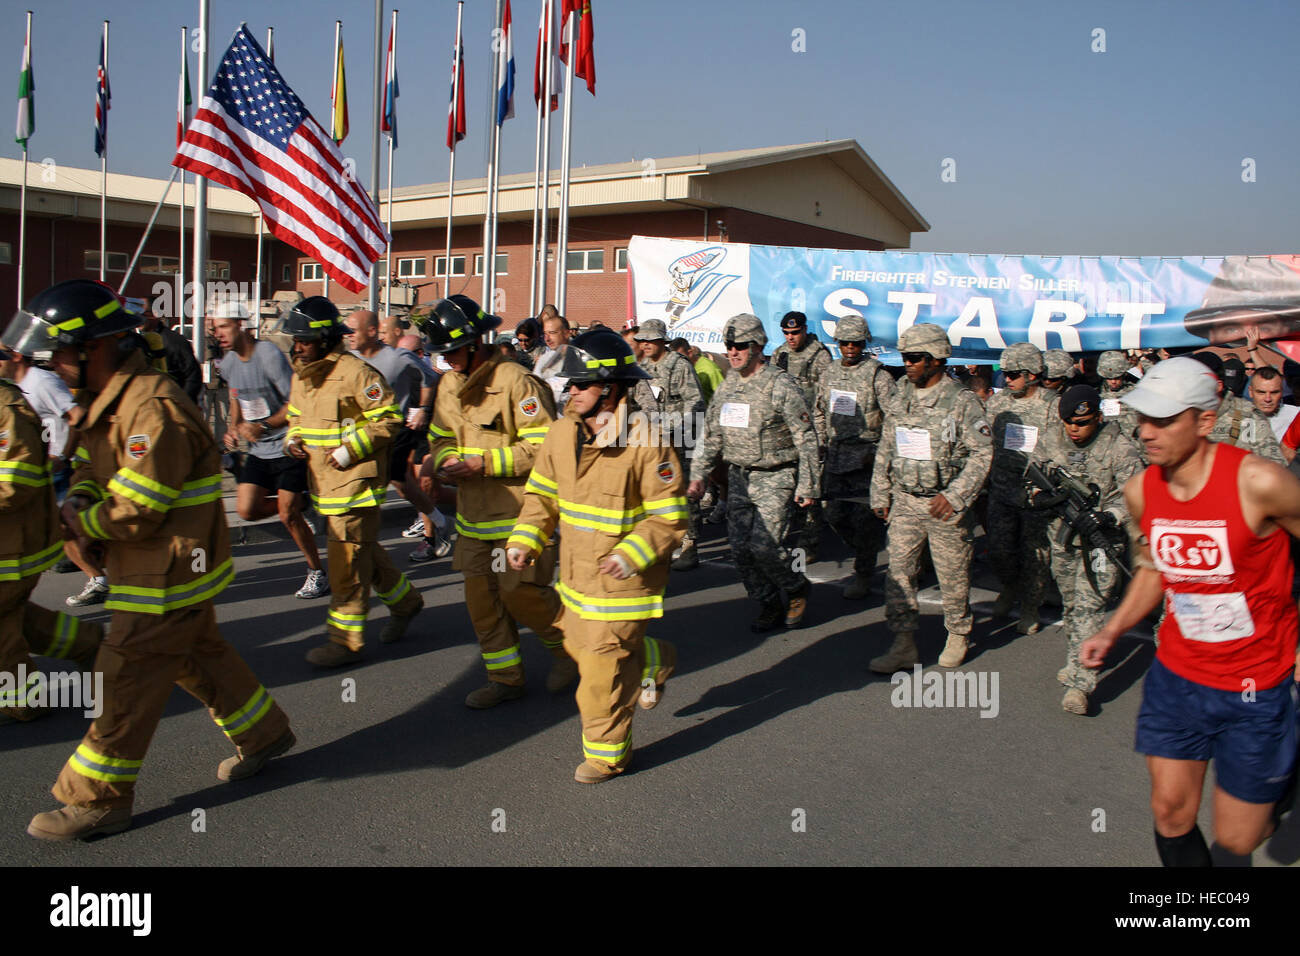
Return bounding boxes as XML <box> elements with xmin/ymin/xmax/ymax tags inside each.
<box><xmin>15</xmin><ymin>24</ymin><xmax>33</xmax><ymax>146</ymax></box>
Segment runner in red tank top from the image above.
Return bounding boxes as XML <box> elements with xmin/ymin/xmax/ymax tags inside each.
<box><xmin>1080</xmin><ymin>357</ymin><xmax>1300</xmax><ymax>867</ymax></box>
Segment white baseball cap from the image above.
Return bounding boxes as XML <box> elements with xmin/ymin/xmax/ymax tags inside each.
<box><xmin>1120</xmin><ymin>356</ymin><xmax>1220</xmax><ymax>418</ymax></box>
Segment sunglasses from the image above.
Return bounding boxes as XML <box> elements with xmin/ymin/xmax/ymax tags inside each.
<box><xmin>1063</xmin><ymin>416</ymin><xmax>1098</xmax><ymax>426</ymax></box>
<box><xmin>836</xmin><ymin>340</ymin><xmax>863</xmax><ymax>348</ymax></box>
<box><xmin>782</xmin><ymin>329</ymin><xmax>804</xmax><ymax>335</ymax></box>
<box><xmin>900</xmin><ymin>352</ymin><xmax>930</xmax><ymax>364</ymax></box>
<box><xmin>725</xmin><ymin>341</ymin><xmax>753</xmax><ymax>352</ymax></box>
<box><xmin>1003</xmin><ymin>370</ymin><xmax>1027</xmax><ymax>379</ymax></box>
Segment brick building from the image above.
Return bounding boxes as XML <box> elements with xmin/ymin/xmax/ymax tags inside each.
<box><xmin>0</xmin><ymin>140</ymin><xmax>928</xmax><ymax>331</ymax></box>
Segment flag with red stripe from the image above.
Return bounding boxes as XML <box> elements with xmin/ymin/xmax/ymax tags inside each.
<box><xmin>172</xmin><ymin>27</ymin><xmax>387</xmax><ymax>293</ymax></box>
<box><xmin>446</xmin><ymin>38</ymin><xmax>465</xmax><ymax>150</ymax></box>
<box><xmin>534</xmin><ymin>0</ymin><xmax>561</xmax><ymax>112</ymax></box>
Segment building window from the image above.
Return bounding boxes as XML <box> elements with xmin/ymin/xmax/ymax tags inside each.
<box><xmin>140</xmin><ymin>255</ymin><xmax>181</xmax><ymax>275</ymax></box>
<box><xmin>206</xmin><ymin>261</ymin><xmax>231</xmax><ymax>280</ymax></box>
<box><xmin>301</xmin><ymin>262</ymin><xmax>324</xmax><ymax>281</ymax></box>
<box><xmin>397</xmin><ymin>257</ymin><xmax>427</xmax><ymax>278</ymax></box>
<box><xmin>566</xmin><ymin>249</ymin><xmax>604</xmax><ymax>273</ymax></box>
<box><xmin>0</xmin><ymin>241</ymin><xmax>11</xmax><ymax>265</ymax></box>
<box><xmin>615</xmin><ymin>248</ymin><xmax>628</xmax><ymax>272</ymax></box>
<box><xmin>281</xmin><ymin>264</ymin><xmax>292</xmax><ymax>283</ymax></box>
<box><xmin>434</xmin><ymin>256</ymin><xmax>466</xmax><ymax>277</ymax></box>
<box><xmin>84</xmin><ymin>250</ymin><xmax>129</xmax><ymax>273</ymax></box>
<box><xmin>474</xmin><ymin>253</ymin><xmax>509</xmax><ymax>276</ymax></box>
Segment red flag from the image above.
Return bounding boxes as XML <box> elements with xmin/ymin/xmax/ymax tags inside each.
<box><xmin>446</xmin><ymin>39</ymin><xmax>465</xmax><ymax>150</ymax></box>
<box><xmin>561</xmin><ymin>0</ymin><xmax>594</xmax><ymax>94</ymax></box>
<box><xmin>534</xmin><ymin>0</ymin><xmax>560</xmax><ymax>111</ymax></box>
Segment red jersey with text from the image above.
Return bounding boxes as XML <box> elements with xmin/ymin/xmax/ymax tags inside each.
<box><xmin>1141</xmin><ymin>443</ymin><xmax>1297</xmax><ymax>690</ymax></box>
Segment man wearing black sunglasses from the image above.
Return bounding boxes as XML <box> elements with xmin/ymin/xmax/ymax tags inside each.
<box><xmin>774</xmin><ymin>311</ymin><xmax>833</xmax><ymax>561</ymax></box>
<box><xmin>986</xmin><ymin>342</ymin><xmax>1059</xmax><ymax>634</ymax></box>
<box><xmin>688</xmin><ymin>314</ymin><xmax>820</xmax><ymax>632</ymax></box>
<box><xmin>869</xmin><ymin>323</ymin><xmax>992</xmax><ymax>672</ymax></box>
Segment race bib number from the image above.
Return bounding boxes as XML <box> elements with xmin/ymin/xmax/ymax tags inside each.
<box><xmin>720</xmin><ymin>402</ymin><xmax>750</xmax><ymax>428</ymax></box>
<box><xmin>829</xmin><ymin>388</ymin><xmax>858</xmax><ymax>417</ymax></box>
<box><xmin>1002</xmin><ymin>422</ymin><xmax>1038</xmax><ymax>452</ymax></box>
<box><xmin>1169</xmin><ymin>591</ymin><xmax>1255</xmax><ymax>643</ymax></box>
<box><xmin>1101</xmin><ymin>399</ymin><xmax>1122</xmax><ymax>418</ymax></box>
<box><xmin>896</xmin><ymin>426</ymin><xmax>932</xmax><ymax>461</ymax></box>
<box><xmin>238</xmin><ymin>396</ymin><xmax>271</xmax><ymax>421</ymax></box>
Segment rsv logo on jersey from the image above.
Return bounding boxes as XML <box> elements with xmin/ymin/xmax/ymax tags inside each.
<box><xmin>1150</xmin><ymin>521</ymin><xmax>1235</xmax><ymax>578</ymax></box>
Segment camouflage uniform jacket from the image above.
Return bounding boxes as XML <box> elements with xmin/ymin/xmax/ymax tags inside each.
<box><xmin>813</xmin><ymin>357</ymin><xmax>896</xmax><ymax>476</ymax></box>
<box><xmin>773</xmin><ymin>338</ymin><xmax>832</xmax><ymax>408</ymax></box>
<box><xmin>985</xmin><ymin>386</ymin><xmax>1060</xmax><ymax>505</ymax></box>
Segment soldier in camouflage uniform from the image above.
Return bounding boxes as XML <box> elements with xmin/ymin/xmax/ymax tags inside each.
<box><xmin>1097</xmin><ymin>350</ymin><xmax>1141</xmax><ymax>440</ymax></box>
<box><xmin>1189</xmin><ymin>352</ymin><xmax>1286</xmax><ymax>464</ymax></box>
<box><xmin>773</xmin><ymin>311</ymin><xmax>833</xmax><ymax>561</ymax></box>
<box><xmin>812</xmin><ymin>314</ymin><xmax>895</xmax><ymax>599</ymax></box>
<box><xmin>986</xmin><ymin>342</ymin><xmax>1059</xmax><ymax>634</ymax></box>
<box><xmin>1031</xmin><ymin>385</ymin><xmax>1144</xmax><ymax>715</ymax></box>
<box><xmin>688</xmin><ymin>314</ymin><xmax>821</xmax><ymax>632</ymax></box>
<box><xmin>870</xmin><ymin>323</ymin><xmax>993</xmax><ymax>671</ymax></box>
<box><xmin>1041</xmin><ymin>349</ymin><xmax>1077</xmax><ymax>395</ymax></box>
<box><xmin>632</xmin><ymin>318</ymin><xmax>707</xmax><ymax>570</ymax></box>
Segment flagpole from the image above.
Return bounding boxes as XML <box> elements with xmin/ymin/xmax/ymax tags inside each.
<box><xmin>120</xmin><ymin>167</ymin><xmax>181</xmax><ymax>292</ymax></box>
<box><xmin>252</xmin><ymin>27</ymin><xmax>272</xmax><ymax>321</ymax></box>
<box><xmin>191</xmin><ymin>0</ymin><xmax>209</xmax><ymax>358</ymax></box>
<box><xmin>445</xmin><ymin>1</ymin><xmax>463</xmax><ymax>298</ymax></box>
<box><xmin>481</xmin><ymin>0</ymin><xmax>503</xmax><ymax>308</ymax></box>
<box><xmin>99</xmin><ymin>19</ymin><xmax>109</xmax><ymax>282</ymax></box>
<box><xmin>528</xmin><ymin>52</ymin><xmax>542</xmax><ymax>316</ymax></box>
<box><xmin>384</xmin><ymin>10</ymin><xmax>396</xmax><ymax>320</ymax></box>
<box><xmin>17</xmin><ymin>11</ymin><xmax>31</xmax><ymax>308</ymax></box>
<box><xmin>326</xmin><ymin>20</ymin><xmax>341</xmax><ymax>302</ymax></box>
<box><xmin>555</xmin><ymin>7</ymin><xmax>575</xmax><ymax>312</ymax></box>
<box><xmin>368</xmin><ymin>0</ymin><xmax>382</xmax><ymax>313</ymax></box>
<box><xmin>177</xmin><ymin>27</ymin><xmax>187</xmax><ymax>321</ymax></box>
<box><xmin>538</xmin><ymin>0</ymin><xmax>554</xmax><ymax>312</ymax></box>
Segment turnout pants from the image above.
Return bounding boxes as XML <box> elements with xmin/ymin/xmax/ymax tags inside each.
<box><xmin>0</xmin><ymin>579</ymin><xmax>105</xmax><ymax>719</ymax></box>
<box><xmin>454</xmin><ymin>535</ymin><xmax>567</xmax><ymax>686</ymax></box>
<box><xmin>728</xmin><ymin>463</ymin><xmax>806</xmax><ymax>607</ymax></box>
<box><xmin>326</xmin><ymin>508</ymin><xmax>423</xmax><ymax>650</ymax></box>
<box><xmin>563</xmin><ymin>610</ymin><xmax>676</xmax><ymax>777</ymax></box>
<box><xmin>52</xmin><ymin>601</ymin><xmax>290</xmax><ymax>810</ymax></box>
<box><xmin>884</xmin><ymin>490</ymin><xmax>976</xmax><ymax>637</ymax></box>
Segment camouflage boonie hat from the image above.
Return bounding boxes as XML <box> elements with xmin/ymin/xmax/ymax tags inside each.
<box><xmin>723</xmin><ymin>313</ymin><xmax>767</xmax><ymax>349</ymax></box>
<box><xmin>634</xmin><ymin>318</ymin><xmax>668</xmax><ymax>342</ymax></box>
<box><xmin>896</xmin><ymin>322</ymin><xmax>951</xmax><ymax>358</ymax></box>
<box><xmin>1043</xmin><ymin>349</ymin><xmax>1076</xmax><ymax>379</ymax></box>
<box><xmin>834</xmin><ymin>314</ymin><xmax>868</xmax><ymax>343</ymax></box>
<box><xmin>999</xmin><ymin>342</ymin><xmax>1044</xmax><ymax>374</ymax></box>
<box><xmin>1097</xmin><ymin>350</ymin><xmax>1129</xmax><ymax>378</ymax></box>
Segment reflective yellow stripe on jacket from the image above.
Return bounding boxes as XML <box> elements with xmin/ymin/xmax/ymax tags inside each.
<box><xmin>0</xmin><ymin>459</ymin><xmax>51</xmax><ymax>487</ymax></box>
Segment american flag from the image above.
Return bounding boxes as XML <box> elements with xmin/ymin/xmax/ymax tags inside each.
<box><xmin>173</xmin><ymin>27</ymin><xmax>387</xmax><ymax>294</ymax></box>
<box><xmin>94</xmin><ymin>37</ymin><xmax>110</xmax><ymax>158</ymax></box>
<box><xmin>446</xmin><ymin>39</ymin><xmax>465</xmax><ymax>150</ymax></box>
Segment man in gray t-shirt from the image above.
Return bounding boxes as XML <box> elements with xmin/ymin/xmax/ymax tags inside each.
<box><xmin>213</xmin><ymin>312</ymin><xmax>328</xmax><ymax>599</ymax></box>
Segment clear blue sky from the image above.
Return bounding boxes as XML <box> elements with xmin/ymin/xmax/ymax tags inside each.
<box><xmin>6</xmin><ymin>0</ymin><xmax>1298</xmax><ymax>256</ymax></box>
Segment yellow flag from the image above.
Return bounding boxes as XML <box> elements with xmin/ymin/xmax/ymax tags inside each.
<box><xmin>331</xmin><ymin>35</ymin><xmax>349</xmax><ymax>144</ymax></box>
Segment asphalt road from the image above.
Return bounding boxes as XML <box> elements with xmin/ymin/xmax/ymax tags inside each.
<box><xmin>4</xmin><ymin>499</ymin><xmax>1299</xmax><ymax>867</ymax></box>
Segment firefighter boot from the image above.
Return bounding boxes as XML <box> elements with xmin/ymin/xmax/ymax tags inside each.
<box><xmin>869</xmin><ymin>632</ymin><xmax>918</xmax><ymax>674</ymax></box>
<box><xmin>27</xmin><ymin>805</ymin><xmax>132</xmax><ymax>842</ymax></box>
<box><xmin>217</xmin><ymin>728</ymin><xmax>296</xmax><ymax>782</ymax></box>
<box><xmin>465</xmin><ymin>682</ymin><xmax>526</xmax><ymax>709</ymax></box>
<box><xmin>546</xmin><ymin>655</ymin><xmax>579</xmax><ymax>693</ymax></box>
<box><xmin>380</xmin><ymin>605</ymin><xmax>422</xmax><ymax>645</ymax></box>
<box><xmin>306</xmin><ymin>641</ymin><xmax>364</xmax><ymax>668</ymax></box>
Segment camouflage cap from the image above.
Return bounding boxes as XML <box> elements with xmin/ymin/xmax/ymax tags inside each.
<box><xmin>723</xmin><ymin>313</ymin><xmax>767</xmax><ymax>348</ymax></box>
<box><xmin>834</xmin><ymin>314</ymin><xmax>868</xmax><ymax>343</ymax></box>
<box><xmin>896</xmin><ymin>322</ymin><xmax>951</xmax><ymax>358</ymax></box>
<box><xmin>999</xmin><ymin>341</ymin><xmax>1044</xmax><ymax>374</ymax></box>
<box><xmin>1097</xmin><ymin>350</ymin><xmax>1129</xmax><ymax>378</ymax></box>
<box><xmin>1043</xmin><ymin>348</ymin><xmax>1076</xmax><ymax>379</ymax></box>
<box><xmin>634</xmin><ymin>318</ymin><xmax>668</xmax><ymax>342</ymax></box>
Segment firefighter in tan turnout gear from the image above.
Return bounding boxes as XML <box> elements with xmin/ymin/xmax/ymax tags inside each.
<box><xmin>9</xmin><ymin>280</ymin><xmax>293</xmax><ymax>842</ymax></box>
<box><xmin>0</xmin><ymin>327</ymin><xmax>104</xmax><ymax>722</ymax></box>
<box><xmin>281</xmin><ymin>296</ymin><xmax>424</xmax><ymax>668</ymax></box>
<box><xmin>508</xmin><ymin>327</ymin><xmax>686</xmax><ymax>782</ymax></box>
<box><xmin>419</xmin><ymin>296</ymin><xmax>577</xmax><ymax>708</ymax></box>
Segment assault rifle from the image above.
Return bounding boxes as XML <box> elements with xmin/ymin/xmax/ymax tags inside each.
<box><xmin>1024</xmin><ymin>462</ymin><xmax>1132</xmax><ymax>586</ymax></box>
